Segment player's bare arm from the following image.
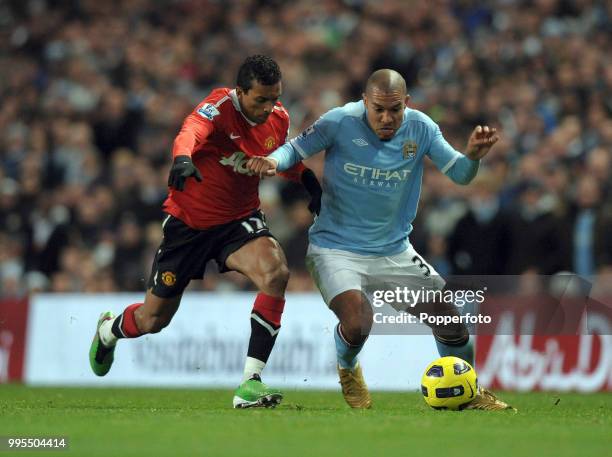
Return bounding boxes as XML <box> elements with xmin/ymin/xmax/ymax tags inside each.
<box><xmin>246</xmin><ymin>156</ymin><xmax>278</xmax><ymax>178</ymax></box>
<box><xmin>464</xmin><ymin>125</ymin><xmax>499</xmax><ymax>160</ymax></box>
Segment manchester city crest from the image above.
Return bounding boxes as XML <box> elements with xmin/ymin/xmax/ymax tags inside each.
<box><xmin>403</xmin><ymin>141</ymin><xmax>417</xmax><ymax>160</ymax></box>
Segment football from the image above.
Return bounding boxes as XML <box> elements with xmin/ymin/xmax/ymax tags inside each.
<box><xmin>421</xmin><ymin>356</ymin><xmax>478</xmax><ymax>410</ymax></box>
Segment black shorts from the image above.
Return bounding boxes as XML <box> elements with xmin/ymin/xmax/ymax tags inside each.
<box><xmin>148</xmin><ymin>210</ymin><xmax>273</xmax><ymax>298</ymax></box>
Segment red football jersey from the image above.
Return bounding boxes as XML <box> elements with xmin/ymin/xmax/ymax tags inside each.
<box><xmin>163</xmin><ymin>87</ymin><xmax>305</xmax><ymax>229</ymax></box>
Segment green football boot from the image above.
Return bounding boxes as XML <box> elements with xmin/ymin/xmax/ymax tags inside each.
<box><xmin>89</xmin><ymin>312</ymin><xmax>116</xmax><ymax>376</ymax></box>
<box><xmin>232</xmin><ymin>374</ymin><xmax>283</xmax><ymax>409</ymax></box>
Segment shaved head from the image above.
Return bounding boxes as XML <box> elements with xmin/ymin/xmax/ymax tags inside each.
<box><xmin>365</xmin><ymin>69</ymin><xmax>407</xmax><ymax>96</ymax></box>
<box><xmin>363</xmin><ymin>69</ymin><xmax>409</xmax><ymax>140</ymax></box>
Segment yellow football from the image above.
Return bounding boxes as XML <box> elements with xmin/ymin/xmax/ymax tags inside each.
<box><xmin>421</xmin><ymin>356</ymin><xmax>478</xmax><ymax>410</ymax></box>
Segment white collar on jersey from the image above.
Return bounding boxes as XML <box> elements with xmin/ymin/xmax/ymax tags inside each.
<box><xmin>229</xmin><ymin>89</ymin><xmax>257</xmax><ymax>126</ymax></box>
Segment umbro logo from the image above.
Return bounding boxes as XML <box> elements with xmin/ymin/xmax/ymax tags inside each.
<box><xmin>352</xmin><ymin>138</ymin><xmax>368</xmax><ymax>147</ymax></box>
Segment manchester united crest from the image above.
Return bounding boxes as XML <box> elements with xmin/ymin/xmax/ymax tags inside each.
<box><xmin>265</xmin><ymin>136</ymin><xmax>276</xmax><ymax>150</ymax></box>
<box><xmin>161</xmin><ymin>271</ymin><xmax>177</xmax><ymax>287</ymax></box>
<box><xmin>403</xmin><ymin>141</ymin><xmax>417</xmax><ymax>160</ymax></box>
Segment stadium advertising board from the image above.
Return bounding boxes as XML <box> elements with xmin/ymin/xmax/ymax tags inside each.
<box><xmin>17</xmin><ymin>293</ymin><xmax>612</xmax><ymax>391</ymax></box>
<box><xmin>24</xmin><ymin>293</ymin><xmax>438</xmax><ymax>390</ymax></box>
<box><xmin>0</xmin><ymin>298</ymin><xmax>29</xmax><ymax>383</ymax></box>
<box><xmin>476</xmin><ymin>297</ymin><xmax>612</xmax><ymax>391</ymax></box>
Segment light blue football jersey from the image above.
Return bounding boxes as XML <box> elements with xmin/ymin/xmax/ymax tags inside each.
<box><xmin>270</xmin><ymin>101</ymin><xmax>479</xmax><ymax>256</ymax></box>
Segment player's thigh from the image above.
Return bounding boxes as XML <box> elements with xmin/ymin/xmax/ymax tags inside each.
<box><xmin>225</xmin><ymin>236</ymin><xmax>289</xmax><ymax>287</ymax></box>
<box><xmin>148</xmin><ymin>214</ymin><xmax>211</xmax><ymax>298</ymax></box>
<box><xmin>305</xmin><ymin>244</ymin><xmax>367</xmax><ymax>306</ymax></box>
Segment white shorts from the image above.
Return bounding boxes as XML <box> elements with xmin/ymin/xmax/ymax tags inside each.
<box><xmin>305</xmin><ymin>243</ymin><xmax>446</xmax><ymax>306</ymax></box>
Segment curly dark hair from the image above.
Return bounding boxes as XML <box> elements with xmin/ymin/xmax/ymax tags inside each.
<box><xmin>236</xmin><ymin>55</ymin><xmax>282</xmax><ymax>92</ymax></box>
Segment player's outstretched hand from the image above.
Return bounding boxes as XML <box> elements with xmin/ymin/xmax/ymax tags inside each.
<box><xmin>168</xmin><ymin>155</ymin><xmax>203</xmax><ymax>191</ymax></box>
<box><xmin>465</xmin><ymin>125</ymin><xmax>500</xmax><ymax>160</ymax></box>
<box><xmin>246</xmin><ymin>156</ymin><xmax>278</xmax><ymax>178</ymax></box>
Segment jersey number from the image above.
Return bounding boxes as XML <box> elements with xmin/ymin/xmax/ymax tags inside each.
<box><xmin>241</xmin><ymin>217</ymin><xmax>267</xmax><ymax>234</ymax></box>
<box><xmin>412</xmin><ymin>255</ymin><xmax>431</xmax><ymax>277</ymax></box>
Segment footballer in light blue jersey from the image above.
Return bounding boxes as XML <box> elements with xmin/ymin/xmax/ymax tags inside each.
<box><xmin>268</xmin><ymin>100</ymin><xmax>480</xmax><ymax>256</ymax></box>
<box><xmin>246</xmin><ymin>69</ymin><xmax>511</xmax><ymax>411</ymax></box>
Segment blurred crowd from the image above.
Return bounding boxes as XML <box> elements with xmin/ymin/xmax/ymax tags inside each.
<box><xmin>1</xmin><ymin>0</ymin><xmax>611</xmax><ymax>297</ymax></box>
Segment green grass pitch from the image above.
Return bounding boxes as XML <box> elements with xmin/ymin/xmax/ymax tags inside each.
<box><xmin>1</xmin><ymin>385</ymin><xmax>610</xmax><ymax>457</ymax></box>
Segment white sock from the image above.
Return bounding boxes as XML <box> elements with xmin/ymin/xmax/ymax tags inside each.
<box><xmin>99</xmin><ymin>318</ymin><xmax>118</xmax><ymax>347</ymax></box>
<box><xmin>242</xmin><ymin>357</ymin><xmax>266</xmax><ymax>382</ymax></box>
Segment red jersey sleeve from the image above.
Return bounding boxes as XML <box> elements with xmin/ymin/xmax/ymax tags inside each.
<box><xmin>172</xmin><ymin>100</ymin><xmax>224</xmax><ymax>158</ymax></box>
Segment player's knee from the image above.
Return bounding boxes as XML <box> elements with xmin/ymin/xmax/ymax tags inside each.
<box><xmin>260</xmin><ymin>264</ymin><xmax>290</xmax><ymax>295</ymax></box>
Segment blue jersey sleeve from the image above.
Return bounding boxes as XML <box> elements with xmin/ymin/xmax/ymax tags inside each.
<box><xmin>427</xmin><ymin>124</ymin><xmax>479</xmax><ymax>185</ymax></box>
<box><xmin>268</xmin><ymin>143</ymin><xmax>302</xmax><ymax>172</ymax></box>
<box><xmin>270</xmin><ymin>108</ymin><xmax>342</xmax><ymax>171</ymax></box>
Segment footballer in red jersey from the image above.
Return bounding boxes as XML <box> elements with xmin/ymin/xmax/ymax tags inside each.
<box><xmin>88</xmin><ymin>55</ymin><xmax>322</xmax><ymax>408</ymax></box>
<box><xmin>164</xmin><ymin>86</ymin><xmax>306</xmax><ymax>228</ymax></box>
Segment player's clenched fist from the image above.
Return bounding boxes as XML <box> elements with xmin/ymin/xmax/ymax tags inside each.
<box><xmin>246</xmin><ymin>156</ymin><xmax>278</xmax><ymax>178</ymax></box>
<box><xmin>168</xmin><ymin>155</ymin><xmax>203</xmax><ymax>191</ymax></box>
<box><xmin>465</xmin><ymin>125</ymin><xmax>500</xmax><ymax>160</ymax></box>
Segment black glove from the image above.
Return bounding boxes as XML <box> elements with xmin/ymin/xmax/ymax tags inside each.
<box><xmin>301</xmin><ymin>168</ymin><xmax>322</xmax><ymax>216</ymax></box>
<box><xmin>168</xmin><ymin>155</ymin><xmax>203</xmax><ymax>191</ymax></box>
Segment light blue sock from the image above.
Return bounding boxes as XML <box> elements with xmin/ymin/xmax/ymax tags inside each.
<box><xmin>435</xmin><ymin>335</ymin><xmax>474</xmax><ymax>366</ymax></box>
<box><xmin>334</xmin><ymin>324</ymin><xmax>365</xmax><ymax>369</ymax></box>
